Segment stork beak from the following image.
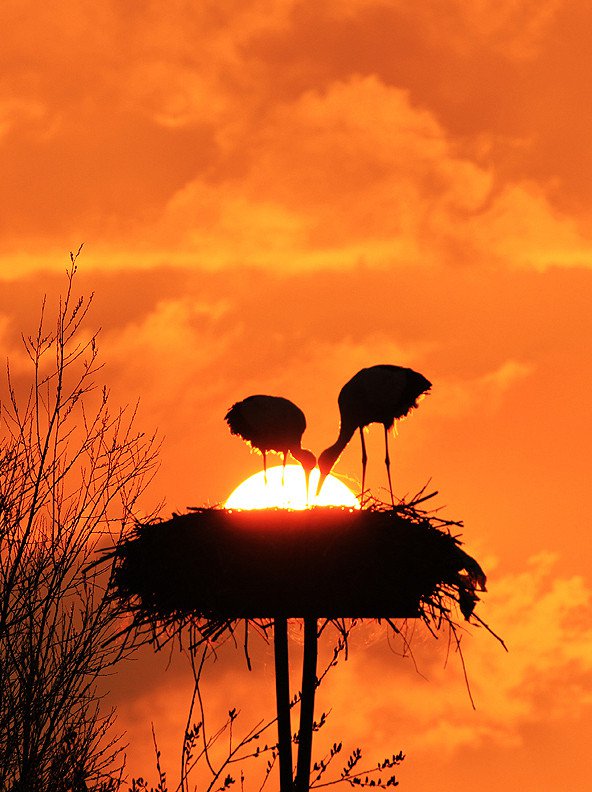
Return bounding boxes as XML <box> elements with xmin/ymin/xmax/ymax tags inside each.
<box><xmin>315</xmin><ymin>471</ymin><xmax>327</xmax><ymax>499</ymax></box>
<box><xmin>304</xmin><ymin>467</ymin><xmax>311</xmax><ymax>506</ymax></box>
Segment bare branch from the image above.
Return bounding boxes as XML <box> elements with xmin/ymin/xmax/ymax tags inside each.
<box><xmin>0</xmin><ymin>260</ymin><xmax>159</xmax><ymax>790</ymax></box>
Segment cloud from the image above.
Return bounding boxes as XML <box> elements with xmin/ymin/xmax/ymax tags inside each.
<box><xmin>162</xmin><ymin>75</ymin><xmax>492</xmax><ymax>268</ymax></box>
<box><xmin>431</xmin><ymin>360</ymin><xmax>533</xmax><ymax>418</ymax></box>
<box><xmin>464</xmin><ymin>181</ymin><xmax>592</xmax><ymax>270</ymax></box>
<box><xmin>102</xmin><ymin>296</ymin><xmax>234</xmax><ymax>415</ymax></box>
<box><xmin>0</xmin><ymin>97</ymin><xmax>48</xmax><ymax>141</ymax></box>
<box><xmin>113</xmin><ymin>552</ymin><xmax>592</xmax><ymax>789</ymax></box>
<box><xmin>411</xmin><ymin>0</ymin><xmax>563</xmax><ymax>60</ymax></box>
<box><xmin>311</xmin><ymin>553</ymin><xmax>592</xmax><ymax>758</ymax></box>
<box><xmin>3</xmin><ymin>2</ymin><xmax>592</xmax><ymax>275</ymax></box>
<box><xmin>114</xmin><ymin>73</ymin><xmax>592</xmax><ymax>274</ymax></box>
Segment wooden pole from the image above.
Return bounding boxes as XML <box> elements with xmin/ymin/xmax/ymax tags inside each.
<box><xmin>274</xmin><ymin>617</ymin><xmax>293</xmax><ymax>792</ymax></box>
<box><xmin>295</xmin><ymin>618</ymin><xmax>318</xmax><ymax>792</ymax></box>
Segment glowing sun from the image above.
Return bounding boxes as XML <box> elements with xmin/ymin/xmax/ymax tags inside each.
<box><xmin>225</xmin><ymin>464</ymin><xmax>360</xmax><ymax>510</ymax></box>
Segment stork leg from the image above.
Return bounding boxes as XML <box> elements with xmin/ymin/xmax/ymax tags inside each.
<box><xmin>384</xmin><ymin>424</ymin><xmax>394</xmax><ymax>507</ymax></box>
<box><xmin>263</xmin><ymin>451</ymin><xmax>268</xmax><ymax>485</ymax></box>
<box><xmin>360</xmin><ymin>427</ymin><xmax>368</xmax><ymax>505</ymax></box>
<box><xmin>282</xmin><ymin>451</ymin><xmax>287</xmax><ymax>486</ymax></box>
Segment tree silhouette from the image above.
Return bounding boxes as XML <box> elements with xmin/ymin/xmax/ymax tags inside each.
<box><xmin>129</xmin><ymin>624</ymin><xmax>406</xmax><ymax>792</ymax></box>
<box><xmin>0</xmin><ymin>254</ymin><xmax>159</xmax><ymax>791</ymax></box>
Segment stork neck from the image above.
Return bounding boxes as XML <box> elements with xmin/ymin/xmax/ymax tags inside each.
<box><xmin>291</xmin><ymin>445</ymin><xmax>309</xmax><ymax>464</ymax></box>
<box><xmin>330</xmin><ymin>420</ymin><xmax>357</xmax><ymax>459</ymax></box>
<box><xmin>338</xmin><ymin>417</ymin><xmax>357</xmax><ymax>447</ymax></box>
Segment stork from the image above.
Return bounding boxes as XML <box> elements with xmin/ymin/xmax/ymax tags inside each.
<box><xmin>225</xmin><ymin>395</ymin><xmax>316</xmax><ymax>496</ymax></box>
<box><xmin>317</xmin><ymin>365</ymin><xmax>431</xmax><ymax>505</ymax></box>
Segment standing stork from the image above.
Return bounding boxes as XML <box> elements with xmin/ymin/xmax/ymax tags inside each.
<box><xmin>225</xmin><ymin>395</ymin><xmax>316</xmax><ymax>496</ymax></box>
<box><xmin>317</xmin><ymin>365</ymin><xmax>431</xmax><ymax>505</ymax></box>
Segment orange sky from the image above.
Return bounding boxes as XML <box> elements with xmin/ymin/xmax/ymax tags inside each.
<box><xmin>2</xmin><ymin>1</ymin><xmax>592</xmax><ymax>789</ymax></box>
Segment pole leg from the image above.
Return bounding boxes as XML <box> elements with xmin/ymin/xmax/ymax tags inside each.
<box><xmin>295</xmin><ymin>618</ymin><xmax>318</xmax><ymax>792</ymax></box>
<box><xmin>274</xmin><ymin>617</ymin><xmax>293</xmax><ymax>792</ymax></box>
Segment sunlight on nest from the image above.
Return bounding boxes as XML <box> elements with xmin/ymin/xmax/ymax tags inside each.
<box><xmin>225</xmin><ymin>464</ymin><xmax>360</xmax><ymax>510</ymax></box>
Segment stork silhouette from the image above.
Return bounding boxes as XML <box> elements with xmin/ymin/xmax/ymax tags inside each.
<box><xmin>225</xmin><ymin>395</ymin><xmax>316</xmax><ymax>496</ymax></box>
<box><xmin>317</xmin><ymin>365</ymin><xmax>431</xmax><ymax>505</ymax></box>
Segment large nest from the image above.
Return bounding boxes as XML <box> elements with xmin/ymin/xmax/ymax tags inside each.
<box><xmin>107</xmin><ymin>495</ymin><xmax>487</xmax><ymax>645</ymax></box>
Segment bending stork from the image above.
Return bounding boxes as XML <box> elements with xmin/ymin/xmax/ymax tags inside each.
<box><xmin>317</xmin><ymin>365</ymin><xmax>431</xmax><ymax>505</ymax></box>
<box><xmin>225</xmin><ymin>395</ymin><xmax>316</xmax><ymax>495</ymax></box>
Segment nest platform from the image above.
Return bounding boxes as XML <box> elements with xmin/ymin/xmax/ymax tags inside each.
<box><xmin>111</xmin><ymin>503</ymin><xmax>486</xmax><ymax>636</ymax></box>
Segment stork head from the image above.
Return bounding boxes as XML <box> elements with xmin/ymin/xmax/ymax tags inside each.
<box><xmin>316</xmin><ymin>445</ymin><xmax>340</xmax><ymax>497</ymax></box>
<box><xmin>290</xmin><ymin>446</ymin><xmax>316</xmax><ymax>503</ymax></box>
<box><xmin>298</xmin><ymin>448</ymin><xmax>317</xmax><ymax>475</ymax></box>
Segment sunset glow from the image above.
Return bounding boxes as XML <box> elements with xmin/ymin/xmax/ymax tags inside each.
<box><xmin>3</xmin><ymin>0</ymin><xmax>592</xmax><ymax>789</ymax></box>
<box><xmin>224</xmin><ymin>464</ymin><xmax>359</xmax><ymax>510</ymax></box>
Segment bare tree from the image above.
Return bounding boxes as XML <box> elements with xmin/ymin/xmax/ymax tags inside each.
<box><xmin>128</xmin><ymin>623</ymin><xmax>405</xmax><ymax>792</ymax></box>
<box><xmin>0</xmin><ymin>255</ymin><xmax>160</xmax><ymax>791</ymax></box>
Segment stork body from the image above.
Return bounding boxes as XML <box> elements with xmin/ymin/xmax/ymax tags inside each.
<box><xmin>225</xmin><ymin>395</ymin><xmax>316</xmax><ymax>493</ymax></box>
<box><xmin>317</xmin><ymin>365</ymin><xmax>431</xmax><ymax>504</ymax></box>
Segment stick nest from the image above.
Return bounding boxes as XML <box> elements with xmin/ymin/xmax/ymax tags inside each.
<box><xmin>105</xmin><ymin>493</ymin><xmax>488</xmax><ymax>647</ymax></box>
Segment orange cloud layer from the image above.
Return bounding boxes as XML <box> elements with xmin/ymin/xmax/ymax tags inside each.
<box><xmin>2</xmin><ymin>1</ymin><xmax>592</xmax><ymax>788</ymax></box>
<box><xmin>2</xmin><ymin>1</ymin><xmax>592</xmax><ymax>274</ymax></box>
